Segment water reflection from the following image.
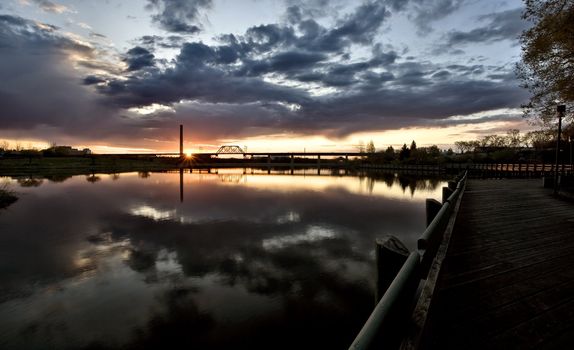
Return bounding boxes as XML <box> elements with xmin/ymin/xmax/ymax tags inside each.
<box><xmin>0</xmin><ymin>170</ymin><xmax>446</xmax><ymax>349</ymax></box>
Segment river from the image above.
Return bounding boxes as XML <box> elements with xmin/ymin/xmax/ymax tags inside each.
<box><xmin>0</xmin><ymin>169</ymin><xmax>446</xmax><ymax>349</ymax></box>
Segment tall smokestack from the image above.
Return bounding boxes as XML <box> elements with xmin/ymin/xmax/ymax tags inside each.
<box><xmin>179</xmin><ymin>124</ymin><xmax>183</xmax><ymax>157</ymax></box>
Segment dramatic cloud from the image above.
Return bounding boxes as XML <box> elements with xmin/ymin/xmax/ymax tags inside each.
<box><xmin>69</xmin><ymin>0</ymin><xmax>527</xmax><ymax>141</ymax></box>
<box><xmin>145</xmin><ymin>0</ymin><xmax>213</xmax><ymax>34</ymax></box>
<box><xmin>444</xmin><ymin>8</ymin><xmax>527</xmax><ymax>46</ymax></box>
<box><xmin>0</xmin><ymin>15</ymin><xmax>122</xmax><ymax>140</ymax></box>
<box><xmin>123</xmin><ymin>46</ymin><xmax>155</xmax><ymax>71</ymax></box>
<box><xmin>0</xmin><ymin>0</ymin><xmax>530</xmax><ymax>148</ymax></box>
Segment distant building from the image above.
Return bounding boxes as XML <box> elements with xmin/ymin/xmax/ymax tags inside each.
<box><xmin>43</xmin><ymin>146</ymin><xmax>92</xmax><ymax>156</ymax></box>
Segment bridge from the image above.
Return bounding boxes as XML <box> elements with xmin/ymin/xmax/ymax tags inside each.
<box><xmin>141</xmin><ymin>125</ymin><xmax>367</xmax><ymax>159</ymax></box>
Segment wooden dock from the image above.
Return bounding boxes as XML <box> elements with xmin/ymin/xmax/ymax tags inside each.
<box><xmin>422</xmin><ymin>179</ymin><xmax>574</xmax><ymax>349</ymax></box>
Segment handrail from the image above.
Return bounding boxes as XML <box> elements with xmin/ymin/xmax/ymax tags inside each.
<box><xmin>349</xmin><ymin>252</ymin><xmax>421</xmax><ymax>350</ymax></box>
<box><xmin>418</xmin><ymin>172</ymin><xmax>466</xmax><ymax>278</ymax></box>
<box><xmin>349</xmin><ymin>171</ymin><xmax>467</xmax><ymax>349</ymax></box>
<box><xmin>418</xmin><ymin>202</ymin><xmax>451</xmax><ymax>251</ymax></box>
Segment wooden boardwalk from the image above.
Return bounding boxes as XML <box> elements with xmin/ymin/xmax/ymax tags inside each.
<box><xmin>424</xmin><ymin>179</ymin><xmax>574</xmax><ymax>349</ymax></box>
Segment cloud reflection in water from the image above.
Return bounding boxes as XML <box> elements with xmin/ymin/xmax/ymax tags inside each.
<box><xmin>0</xmin><ymin>170</ymin><xmax>446</xmax><ymax>349</ymax></box>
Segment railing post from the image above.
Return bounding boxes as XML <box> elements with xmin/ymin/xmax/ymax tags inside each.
<box><xmin>426</xmin><ymin>199</ymin><xmax>442</xmax><ymax>226</ymax></box>
<box><xmin>375</xmin><ymin>236</ymin><xmax>410</xmax><ymax>304</ymax></box>
<box><xmin>442</xmin><ymin>187</ymin><xmax>454</xmax><ymax>203</ymax></box>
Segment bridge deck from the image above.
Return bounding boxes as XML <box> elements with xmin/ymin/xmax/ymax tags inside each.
<box><xmin>424</xmin><ymin>179</ymin><xmax>574</xmax><ymax>349</ymax></box>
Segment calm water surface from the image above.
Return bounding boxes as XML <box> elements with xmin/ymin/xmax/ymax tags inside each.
<box><xmin>0</xmin><ymin>169</ymin><xmax>446</xmax><ymax>349</ymax></box>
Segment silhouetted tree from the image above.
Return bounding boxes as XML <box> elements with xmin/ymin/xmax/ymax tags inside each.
<box><xmin>524</xmin><ymin>129</ymin><xmax>555</xmax><ymax>148</ymax></box>
<box><xmin>516</xmin><ymin>0</ymin><xmax>573</xmax><ymax>125</ymax></box>
<box><xmin>479</xmin><ymin>134</ymin><xmax>507</xmax><ymax>147</ymax></box>
<box><xmin>427</xmin><ymin>145</ymin><xmax>441</xmax><ymax>158</ymax></box>
<box><xmin>366</xmin><ymin>140</ymin><xmax>376</xmax><ymax>154</ymax></box>
<box><xmin>506</xmin><ymin>129</ymin><xmax>522</xmax><ymax>147</ymax></box>
<box><xmin>384</xmin><ymin>146</ymin><xmax>396</xmax><ymax>161</ymax></box>
<box><xmin>399</xmin><ymin>144</ymin><xmax>410</xmax><ymax>160</ymax></box>
<box><xmin>455</xmin><ymin>141</ymin><xmax>470</xmax><ymax>154</ymax></box>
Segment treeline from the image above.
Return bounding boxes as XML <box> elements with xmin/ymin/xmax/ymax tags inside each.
<box><xmin>360</xmin><ymin>140</ymin><xmax>452</xmax><ymax>164</ymax></box>
<box><xmin>452</xmin><ymin>129</ymin><xmax>568</xmax><ymax>154</ymax></box>
<box><xmin>361</xmin><ymin>126</ymin><xmax>574</xmax><ymax>164</ymax></box>
<box><xmin>0</xmin><ymin>142</ymin><xmax>91</xmax><ymax>157</ymax></box>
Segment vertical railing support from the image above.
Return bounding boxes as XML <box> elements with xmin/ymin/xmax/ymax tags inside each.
<box><xmin>426</xmin><ymin>199</ymin><xmax>442</xmax><ymax>226</ymax></box>
<box><xmin>442</xmin><ymin>187</ymin><xmax>454</xmax><ymax>203</ymax></box>
<box><xmin>375</xmin><ymin>236</ymin><xmax>410</xmax><ymax>304</ymax></box>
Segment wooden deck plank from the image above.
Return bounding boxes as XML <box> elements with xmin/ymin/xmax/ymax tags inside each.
<box><xmin>424</xmin><ymin>179</ymin><xmax>574</xmax><ymax>349</ymax></box>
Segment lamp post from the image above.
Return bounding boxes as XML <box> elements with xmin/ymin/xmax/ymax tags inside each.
<box><xmin>570</xmin><ymin>136</ymin><xmax>573</xmax><ymax>170</ymax></box>
<box><xmin>554</xmin><ymin>105</ymin><xmax>566</xmax><ymax>194</ymax></box>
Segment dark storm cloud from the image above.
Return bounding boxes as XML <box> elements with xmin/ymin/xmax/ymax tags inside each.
<box><xmin>279</xmin><ymin>76</ymin><xmax>529</xmax><ymax>138</ymax></box>
<box><xmin>296</xmin><ymin>0</ymin><xmax>389</xmax><ymax>53</ymax></box>
<box><xmin>0</xmin><ymin>14</ymin><xmax>121</xmax><ymax>140</ymax></box>
<box><xmin>97</xmin><ymin>1</ymin><xmax>392</xmax><ymax>94</ymax></box>
<box><xmin>0</xmin><ymin>1</ymin><xmax>531</xmax><ymax>146</ymax></box>
<box><xmin>80</xmin><ymin>0</ymin><xmax>529</xmax><ymax>141</ymax></box>
<box><xmin>134</xmin><ymin>62</ymin><xmax>527</xmax><ymax>141</ymax></box>
<box><xmin>237</xmin><ymin>1</ymin><xmax>389</xmax><ymax>55</ymax></box>
<box><xmin>330</xmin><ymin>0</ymin><xmax>389</xmax><ymax>45</ymax></box>
<box><xmin>82</xmin><ymin>75</ymin><xmax>106</xmax><ymax>85</ymax></box>
<box><xmin>239</xmin><ymin>51</ymin><xmax>328</xmax><ymax>76</ymax></box>
<box><xmin>0</xmin><ymin>14</ymin><xmax>29</xmax><ymax>27</ymax></box>
<box><xmin>245</xmin><ymin>24</ymin><xmax>296</xmax><ymax>53</ymax></box>
<box><xmin>124</xmin><ymin>46</ymin><xmax>155</xmax><ymax>71</ymax></box>
<box><xmin>145</xmin><ymin>0</ymin><xmax>213</xmax><ymax>34</ymax></box>
<box><xmin>95</xmin><ymin>1</ymin><xmax>392</xmax><ymax>110</ymax></box>
<box><xmin>444</xmin><ymin>8</ymin><xmax>527</xmax><ymax>46</ymax></box>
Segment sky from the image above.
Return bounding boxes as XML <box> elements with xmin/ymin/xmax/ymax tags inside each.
<box><xmin>0</xmin><ymin>0</ymin><xmax>532</xmax><ymax>153</ymax></box>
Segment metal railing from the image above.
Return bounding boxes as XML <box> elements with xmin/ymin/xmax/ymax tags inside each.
<box><xmin>349</xmin><ymin>171</ymin><xmax>467</xmax><ymax>350</ymax></box>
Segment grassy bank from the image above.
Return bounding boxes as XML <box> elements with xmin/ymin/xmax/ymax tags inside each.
<box><xmin>0</xmin><ymin>156</ymin><xmax>181</xmax><ymax>177</ymax></box>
